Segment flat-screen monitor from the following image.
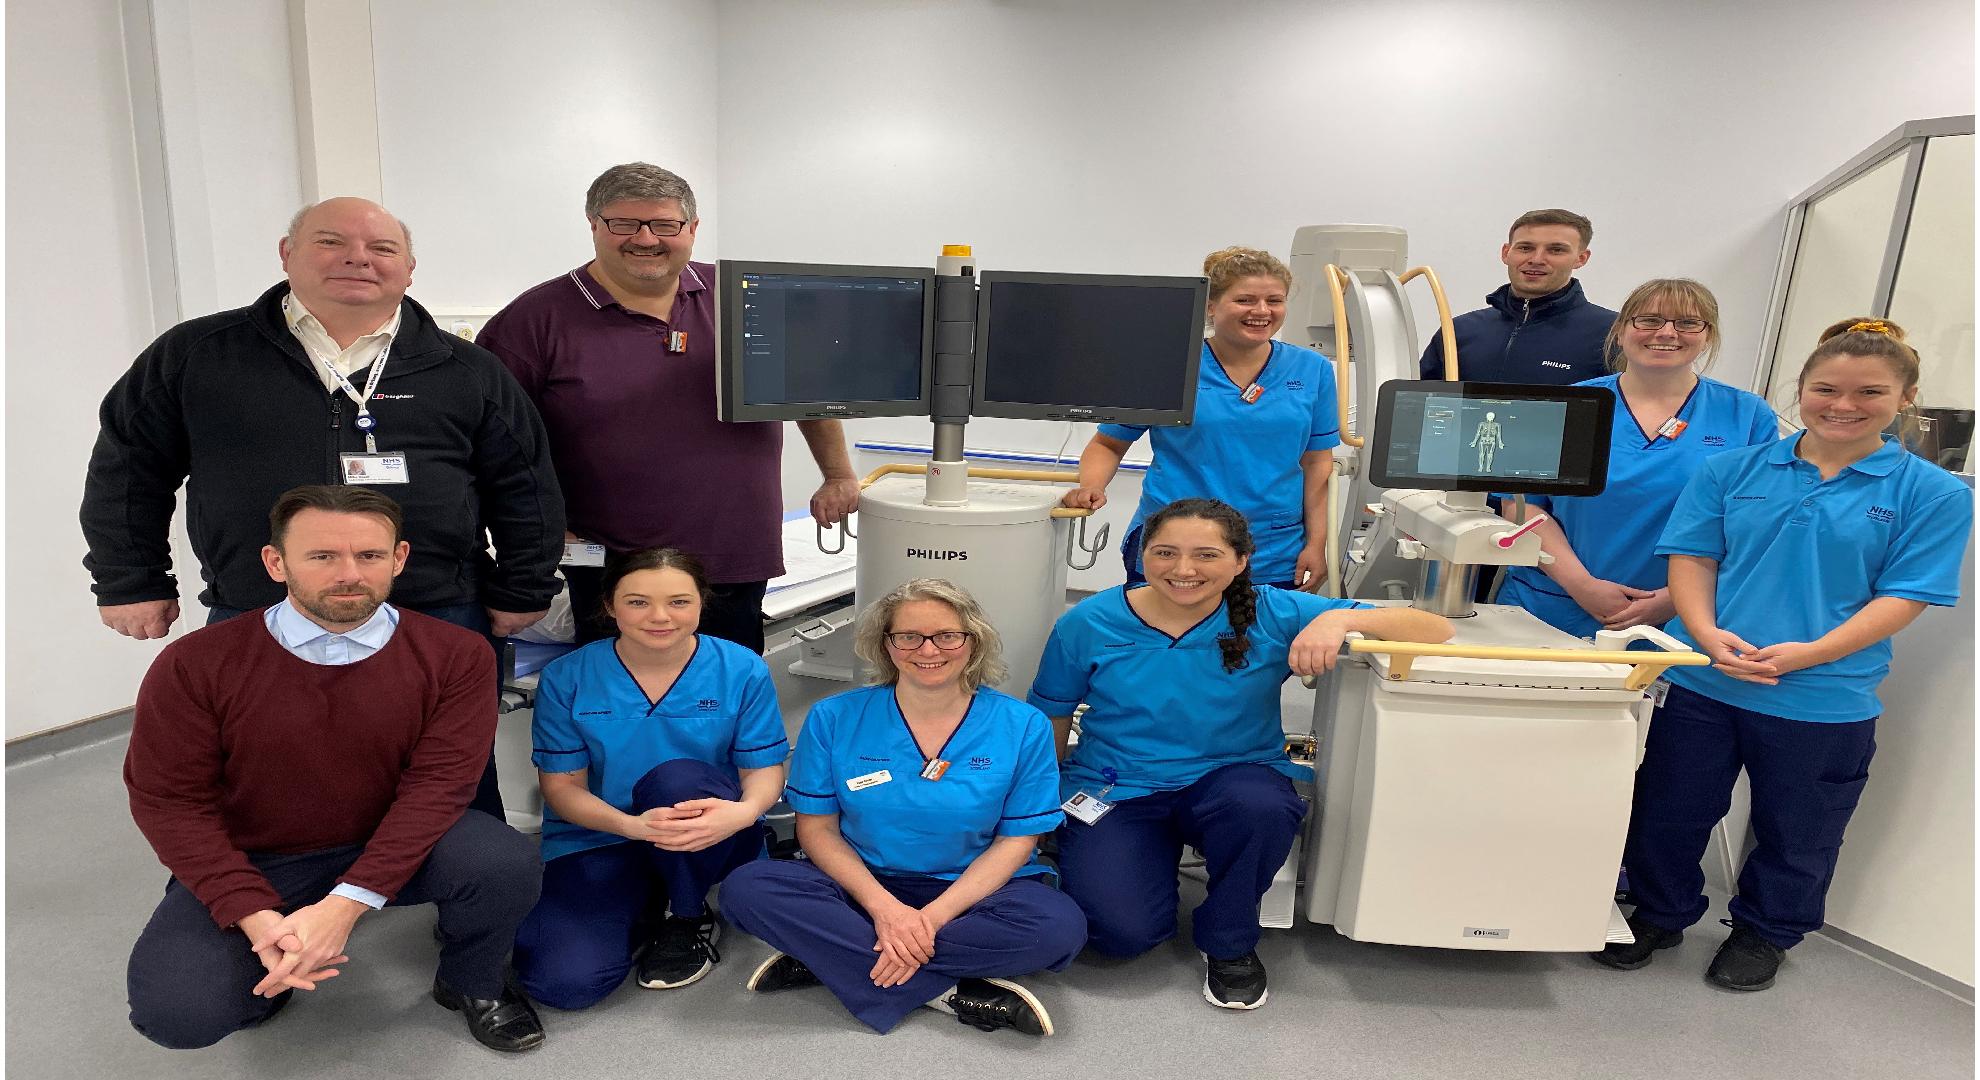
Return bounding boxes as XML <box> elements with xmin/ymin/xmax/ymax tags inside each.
<box><xmin>970</xmin><ymin>271</ymin><xmax>1207</xmax><ymax>426</ymax></box>
<box><xmin>1370</xmin><ymin>380</ymin><xmax>1614</xmax><ymax>497</ymax></box>
<box><xmin>717</xmin><ymin>261</ymin><xmax>934</xmax><ymax>421</ymax></box>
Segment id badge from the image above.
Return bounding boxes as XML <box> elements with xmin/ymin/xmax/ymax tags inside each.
<box><xmin>340</xmin><ymin>452</ymin><xmax>409</xmax><ymax>485</ymax></box>
<box><xmin>561</xmin><ymin>541</ymin><xmax>607</xmax><ymax>567</ymax></box>
<box><xmin>1648</xmin><ymin>677</ymin><xmax>1672</xmax><ymax>708</ymax></box>
<box><xmin>1656</xmin><ymin>418</ymin><xmax>1688</xmax><ymax>440</ymax></box>
<box><xmin>1061</xmin><ymin>790</ymin><xmax>1114</xmax><ymax>825</ymax></box>
<box><xmin>847</xmin><ymin>769</ymin><xmax>893</xmax><ymax>792</ymax></box>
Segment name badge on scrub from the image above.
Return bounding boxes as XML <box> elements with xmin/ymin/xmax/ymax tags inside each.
<box><xmin>1062</xmin><ymin>790</ymin><xmax>1114</xmax><ymax>824</ymax></box>
<box><xmin>340</xmin><ymin>452</ymin><xmax>410</xmax><ymax>484</ymax></box>
<box><xmin>1655</xmin><ymin>418</ymin><xmax>1688</xmax><ymax>441</ymax></box>
<box><xmin>847</xmin><ymin>769</ymin><xmax>893</xmax><ymax>791</ymax></box>
<box><xmin>561</xmin><ymin>542</ymin><xmax>607</xmax><ymax>567</ymax></box>
<box><xmin>919</xmin><ymin>759</ymin><xmax>951</xmax><ymax>781</ymax></box>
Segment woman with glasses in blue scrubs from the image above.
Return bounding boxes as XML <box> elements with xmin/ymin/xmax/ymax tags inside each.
<box><xmin>1594</xmin><ymin>319</ymin><xmax>1971</xmax><ymax>991</ymax></box>
<box><xmin>512</xmin><ymin>549</ymin><xmax>789</xmax><ymax>1010</ymax></box>
<box><xmin>1062</xmin><ymin>246</ymin><xmax>1342</xmax><ymax>591</ymax></box>
<box><xmin>1030</xmin><ymin>499</ymin><xmax>1451</xmax><ymax>1010</ymax></box>
<box><xmin>1497</xmin><ymin>279</ymin><xmax>1779</xmax><ymax>639</ymax></box>
<box><xmin>722</xmin><ymin>579</ymin><xmax>1085</xmax><ymax>1038</ymax></box>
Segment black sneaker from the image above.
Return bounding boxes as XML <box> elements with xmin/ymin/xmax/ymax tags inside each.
<box><xmin>940</xmin><ymin>977</ymin><xmax>1054</xmax><ymax>1036</ymax></box>
<box><xmin>1706</xmin><ymin>924</ymin><xmax>1785</xmax><ymax>991</ymax></box>
<box><xmin>745</xmin><ymin>951</ymin><xmax>820</xmax><ymax>993</ymax></box>
<box><xmin>1591</xmin><ymin>915</ymin><xmax>1683</xmax><ymax>970</ymax></box>
<box><xmin>637</xmin><ymin>912</ymin><xmax>722</xmax><ymax>989</ymax></box>
<box><xmin>1202</xmin><ymin>951</ymin><xmax>1269</xmax><ymax>1010</ymax></box>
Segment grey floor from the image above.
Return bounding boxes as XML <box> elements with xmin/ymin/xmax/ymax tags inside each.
<box><xmin>8</xmin><ymin>652</ymin><xmax>1973</xmax><ymax>1080</ymax></box>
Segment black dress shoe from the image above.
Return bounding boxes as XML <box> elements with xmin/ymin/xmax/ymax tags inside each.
<box><xmin>1590</xmin><ymin>915</ymin><xmax>1683</xmax><ymax>970</ymax></box>
<box><xmin>431</xmin><ymin>976</ymin><xmax>546</xmax><ymax>1053</ymax></box>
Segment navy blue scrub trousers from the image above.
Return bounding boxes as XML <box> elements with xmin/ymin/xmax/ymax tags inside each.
<box><xmin>722</xmin><ymin>858</ymin><xmax>1086</xmax><ymax>1033</ymax></box>
<box><xmin>512</xmin><ymin>758</ymin><xmax>767</xmax><ymax>1010</ymax></box>
<box><xmin>125</xmin><ymin>809</ymin><xmax>540</xmax><ymax>1050</ymax></box>
<box><xmin>1624</xmin><ymin>682</ymin><xmax>1878</xmax><ymax>949</ymax></box>
<box><xmin>1056</xmin><ymin>762</ymin><xmax>1306</xmax><ymax>960</ymax></box>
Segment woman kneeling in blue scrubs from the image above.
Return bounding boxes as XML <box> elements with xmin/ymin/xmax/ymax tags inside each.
<box><xmin>1030</xmin><ymin>498</ymin><xmax>1451</xmax><ymax>1009</ymax></box>
<box><xmin>513</xmin><ymin>549</ymin><xmax>789</xmax><ymax>1008</ymax></box>
<box><xmin>1497</xmin><ymin>278</ymin><xmax>1778</xmax><ymax>638</ymax></box>
<box><xmin>723</xmin><ymin>579</ymin><xmax>1086</xmax><ymax>1036</ymax></box>
<box><xmin>1595</xmin><ymin>319</ymin><xmax>1971</xmax><ymax>990</ymax></box>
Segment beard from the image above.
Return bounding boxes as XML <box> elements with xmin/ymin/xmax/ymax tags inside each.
<box><xmin>295</xmin><ymin>584</ymin><xmax>388</xmax><ymax>628</ymax></box>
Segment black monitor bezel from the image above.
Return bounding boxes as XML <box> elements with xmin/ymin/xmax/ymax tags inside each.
<box><xmin>717</xmin><ymin>259</ymin><xmax>936</xmax><ymax>421</ymax></box>
<box><xmin>968</xmin><ymin>270</ymin><xmax>1208</xmax><ymax>426</ymax></box>
<box><xmin>1369</xmin><ymin>379</ymin><xmax>1615</xmax><ymax>497</ymax></box>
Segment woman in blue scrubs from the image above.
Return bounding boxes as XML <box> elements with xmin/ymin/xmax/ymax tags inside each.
<box><xmin>722</xmin><ymin>579</ymin><xmax>1086</xmax><ymax>1037</ymax></box>
<box><xmin>1497</xmin><ymin>279</ymin><xmax>1778</xmax><ymax>638</ymax></box>
<box><xmin>512</xmin><ymin>549</ymin><xmax>790</xmax><ymax>1009</ymax></box>
<box><xmin>1030</xmin><ymin>498</ymin><xmax>1451</xmax><ymax>1009</ymax></box>
<box><xmin>1594</xmin><ymin>319</ymin><xmax>1971</xmax><ymax>991</ymax></box>
<box><xmin>1062</xmin><ymin>246</ymin><xmax>1342</xmax><ymax>590</ymax></box>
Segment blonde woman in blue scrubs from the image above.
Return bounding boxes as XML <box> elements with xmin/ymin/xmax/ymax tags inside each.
<box><xmin>1594</xmin><ymin>319</ymin><xmax>1971</xmax><ymax>991</ymax></box>
<box><xmin>1497</xmin><ymin>279</ymin><xmax>1778</xmax><ymax>638</ymax></box>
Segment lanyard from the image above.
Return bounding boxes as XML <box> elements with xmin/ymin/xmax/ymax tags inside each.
<box><xmin>318</xmin><ymin>344</ymin><xmax>392</xmax><ymax>453</ymax></box>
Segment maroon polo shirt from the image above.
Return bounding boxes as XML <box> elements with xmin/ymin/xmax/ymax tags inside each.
<box><xmin>480</xmin><ymin>262</ymin><xmax>784</xmax><ymax>582</ymax></box>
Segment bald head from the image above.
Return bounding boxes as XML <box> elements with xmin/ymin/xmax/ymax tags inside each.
<box><xmin>279</xmin><ymin>198</ymin><xmax>416</xmax><ymax>331</ymax></box>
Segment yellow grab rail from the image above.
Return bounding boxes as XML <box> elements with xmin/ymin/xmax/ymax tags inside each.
<box><xmin>1322</xmin><ymin>265</ymin><xmax>1360</xmax><ymax>448</ymax></box>
<box><xmin>1335</xmin><ymin>638</ymin><xmax>1710</xmax><ymax>691</ymax></box>
<box><xmin>857</xmin><ymin>462</ymin><xmax>1093</xmax><ymax>517</ymax></box>
<box><xmin>1398</xmin><ymin>266</ymin><xmax>1459</xmax><ymax>382</ymax></box>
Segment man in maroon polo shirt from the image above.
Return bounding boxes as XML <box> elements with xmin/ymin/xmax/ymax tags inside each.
<box><xmin>480</xmin><ymin>163</ymin><xmax>859</xmax><ymax>652</ymax></box>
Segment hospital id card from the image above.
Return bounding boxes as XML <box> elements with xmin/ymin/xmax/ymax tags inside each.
<box><xmin>1648</xmin><ymin>677</ymin><xmax>1672</xmax><ymax>708</ymax></box>
<box><xmin>1061</xmin><ymin>790</ymin><xmax>1114</xmax><ymax>825</ymax></box>
<box><xmin>561</xmin><ymin>541</ymin><xmax>607</xmax><ymax>567</ymax></box>
<box><xmin>848</xmin><ymin>770</ymin><xmax>893</xmax><ymax>791</ymax></box>
<box><xmin>340</xmin><ymin>452</ymin><xmax>409</xmax><ymax>484</ymax></box>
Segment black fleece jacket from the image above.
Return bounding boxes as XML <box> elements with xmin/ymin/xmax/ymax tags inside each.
<box><xmin>82</xmin><ymin>284</ymin><xmax>565</xmax><ymax>612</ymax></box>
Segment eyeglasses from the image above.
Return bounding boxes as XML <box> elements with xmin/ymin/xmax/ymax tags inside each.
<box><xmin>885</xmin><ymin>631</ymin><xmax>974</xmax><ymax>651</ymax></box>
<box><xmin>1629</xmin><ymin>315</ymin><xmax>1709</xmax><ymax>334</ymax></box>
<box><xmin>597</xmin><ymin>216</ymin><xmax>688</xmax><ymax>237</ymax></box>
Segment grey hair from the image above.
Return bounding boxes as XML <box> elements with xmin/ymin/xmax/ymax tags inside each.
<box><xmin>585</xmin><ymin>162</ymin><xmax>698</xmax><ymax>222</ymax></box>
<box><xmin>286</xmin><ymin>201</ymin><xmax>414</xmax><ymax>257</ymax></box>
<box><xmin>852</xmin><ymin>578</ymin><xmax>1007</xmax><ymax>692</ymax></box>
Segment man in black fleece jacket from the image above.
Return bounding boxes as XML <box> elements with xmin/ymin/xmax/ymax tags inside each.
<box><xmin>81</xmin><ymin>197</ymin><xmax>566</xmax><ymax>816</ymax></box>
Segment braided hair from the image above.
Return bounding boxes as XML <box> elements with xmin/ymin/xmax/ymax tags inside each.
<box><xmin>1140</xmin><ymin>498</ymin><xmax>1257</xmax><ymax>673</ymax></box>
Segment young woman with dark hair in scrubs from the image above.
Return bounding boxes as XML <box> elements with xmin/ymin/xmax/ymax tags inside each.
<box><xmin>1497</xmin><ymin>279</ymin><xmax>1778</xmax><ymax>638</ymax></box>
<box><xmin>1030</xmin><ymin>499</ymin><xmax>1450</xmax><ymax>1009</ymax></box>
<box><xmin>722</xmin><ymin>579</ymin><xmax>1086</xmax><ymax>1037</ymax></box>
<box><xmin>1062</xmin><ymin>247</ymin><xmax>1342</xmax><ymax>591</ymax></box>
<box><xmin>512</xmin><ymin>548</ymin><xmax>788</xmax><ymax>1009</ymax></box>
<box><xmin>1594</xmin><ymin>319</ymin><xmax>1971</xmax><ymax>991</ymax></box>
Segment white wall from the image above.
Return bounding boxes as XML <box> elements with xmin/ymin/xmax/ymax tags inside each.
<box><xmin>370</xmin><ymin>0</ymin><xmax>721</xmax><ymax>310</ymax></box>
<box><xmin>5</xmin><ymin>0</ymin><xmax>168</xmax><ymax>737</ymax></box>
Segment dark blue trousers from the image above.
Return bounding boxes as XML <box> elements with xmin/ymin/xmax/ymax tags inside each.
<box><xmin>722</xmin><ymin>858</ymin><xmax>1086</xmax><ymax>1033</ymax></box>
<box><xmin>1056</xmin><ymin>762</ymin><xmax>1305</xmax><ymax>960</ymax></box>
<box><xmin>126</xmin><ymin>809</ymin><xmax>540</xmax><ymax>1050</ymax></box>
<box><xmin>1625</xmin><ymin>682</ymin><xmax>1877</xmax><ymax>949</ymax></box>
<box><xmin>207</xmin><ymin>601</ymin><xmax>507</xmax><ymax>819</ymax></box>
<box><xmin>511</xmin><ymin>759</ymin><xmax>767</xmax><ymax>1010</ymax></box>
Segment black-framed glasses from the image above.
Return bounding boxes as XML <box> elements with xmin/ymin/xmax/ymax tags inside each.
<box><xmin>885</xmin><ymin>631</ymin><xmax>974</xmax><ymax>651</ymax></box>
<box><xmin>1629</xmin><ymin>315</ymin><xmax>1709</xmax><ymax>334</ymax></box>
<box><xmin>597</xmin><ymin>216</ymin><xmax>688</xmax><ymax>237</ymax></box>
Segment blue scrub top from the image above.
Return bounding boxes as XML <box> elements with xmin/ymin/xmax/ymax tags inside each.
<box><xmin>783</xmin><ymin>685</ymin><xmax>1063</xmax><ymax>881</ymax></box>
<box><xmin>1498</xmin><ymin>374</ymin><xmax>1778</xmax><ymax>637</ymax></box>
<box><xmin>1028</xmin><ymin>585</ymin><xmax>1369</xmax><ymax>803</ymax></box>
<box><xmin>1100</xmin><ymin>340</ymin><xmax>1342</xmax><ymax>584</ymax></box>
<box><xmin>1656</xmin><ymin>434</ymin><xmax>1972</xmax><ymax>723</ymax></box>
<box><xmin>532</xmin><ymin>636</ymin><xmax>791</xmax><ymax>861</ymax></box>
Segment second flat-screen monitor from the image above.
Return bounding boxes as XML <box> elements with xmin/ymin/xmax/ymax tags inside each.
<box><xmin>717</xmin><ymin>261</ymin><xmax>934</xmax><ymax>421</ymax></box>
<box><xmin>1370</xmin><ymin>380</ymin><xmax>1615</xmax><ymax>497</ymax></box>
<box><xmin>971</xmin><ymin>271</ymin><xmax>1208</xmax><ymax>426</ymax></box>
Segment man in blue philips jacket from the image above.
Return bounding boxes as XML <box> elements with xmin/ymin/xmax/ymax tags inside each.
<box><xmin>1420</xmin><ymin>209</ymin><xmax>1617</xmax><ymax>384</ymax></box>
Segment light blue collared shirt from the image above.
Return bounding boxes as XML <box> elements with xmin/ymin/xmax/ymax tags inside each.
<box><xmin>263</xmin><ymin>599</ymin><xmax>402</xmax><ymax>909</ymax></box>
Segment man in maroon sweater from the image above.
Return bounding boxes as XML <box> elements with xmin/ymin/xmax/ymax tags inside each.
<box><xmin>124</xmin><ymin>485</ymin><xmax>546</xmax><ymax>1053</ymax></box>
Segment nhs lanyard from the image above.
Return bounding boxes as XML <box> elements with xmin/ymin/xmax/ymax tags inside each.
<box><xmin>318</xmin><ymin>344</ymin><xmax>391</xmax><ymax>453</ymax></box>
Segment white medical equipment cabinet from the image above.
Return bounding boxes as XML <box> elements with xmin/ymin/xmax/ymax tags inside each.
<box><xmin>1287</xmin><ymin>226</ymin><xmax>1709</xmax><ymax>951</ymax></box>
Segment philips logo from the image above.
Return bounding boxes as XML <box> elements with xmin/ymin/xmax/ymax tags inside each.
<box><xmin>1540</xmin><ymin>360</ymin><xmax>1572</xmax><ymax>370</ymax></box>
<box><xmin>906</xmin><ymin>548</ymin><xmax>968</xmax><ymax>561</ymax></box>
<box><xmin>1866</xmin><ymin>505</ymin><xmax>1897</xmax><ymax>524</ymax></box>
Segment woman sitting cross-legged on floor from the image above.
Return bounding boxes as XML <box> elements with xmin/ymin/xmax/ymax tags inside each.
<box><xmin>722</xmin><ymin>578</ymin><xmax>1088</xmax><ymax>1037</ymax></box>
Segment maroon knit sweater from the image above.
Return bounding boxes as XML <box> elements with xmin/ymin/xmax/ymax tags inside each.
<box><xmin>124</xmin><ymin>608</ymin><xmax>495</xmax><ymax>928</ymax></box>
